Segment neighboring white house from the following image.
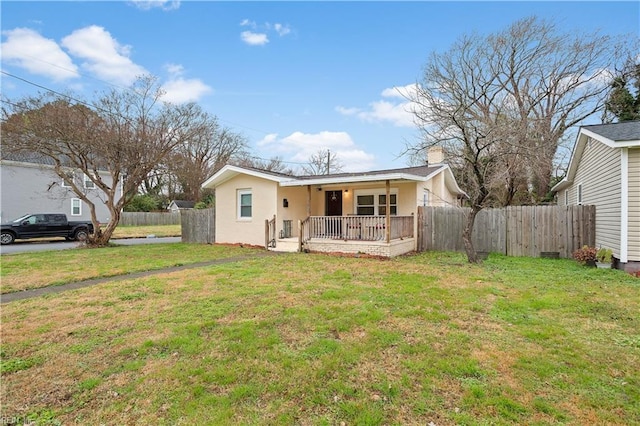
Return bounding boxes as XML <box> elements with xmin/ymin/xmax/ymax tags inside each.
<box><xmin>0</xmin><ymin>153</ymin><xmax>117</xmax><ymax>224</ymax></box>
<box><xmin>202</xmin><ymin>149</ymin><xmax>466</xmax><ymax>258</ymax></box>
<box><xmin>167</xmin><ymin>200</ymin><xmax>196</xmax><ymax>212</ymax></box>
<box><xmin>552</xmin><ymin>121</ymin><xmax>640</xmax><ymax>273</ymax></box>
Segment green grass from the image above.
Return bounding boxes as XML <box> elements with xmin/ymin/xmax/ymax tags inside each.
<box><xmin>0</xmin><ymin>243</ymin><xmax>255</xmax><ymax>293</ymax></box>
<box><xmin>1</xmin><ymin>250</ymin><xmax>639</xmax><ymax>425</ymax></box>
<box><xmin>111</xmin><ymin>224</ymin><xmax>182</xmax><ymax>239</ymax></box>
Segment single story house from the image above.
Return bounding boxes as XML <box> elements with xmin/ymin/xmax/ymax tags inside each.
<box><xmin>552</xmin><ymin>121</ymin><xmax>640</xmax><ymax>272</ymax></box>
<box><xmin>0</xmin><ymin>153</ymin><xmax>117</xmax><ymax>224</ymax></box>
<box><xmin>167</xmin><ymin>200</ymin><xmax>196</xmax><ymax>212</ymax></box>
<box><xmin>202</xmin><ymin>148</ymin><xmax>466</xmax><ymax>257</ymax></box>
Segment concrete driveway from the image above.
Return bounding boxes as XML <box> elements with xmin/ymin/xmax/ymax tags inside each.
<box><xmin>0</xmin><ymin>236</ymin><xmax>182</xmax><ymax>255</ymax></box>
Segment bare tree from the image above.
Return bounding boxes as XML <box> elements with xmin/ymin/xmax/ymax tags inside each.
<box><xmin>166</xmin><ymin>110</ymin><xmax>247</xmax><ymax>202</ymax></box>
<box><xmin>407</xmin><ymin>16</ymin><xmax>629</xmax><ymax>262</ymax></box>
<box><xmin>232</xmin><ymin>155</ymin><xmax>296</xmax><ymax>175</ymax></box>
<box><xmin>1</xmin><ymin>75</ymin><xmax>212</xmax><ymax>246</ymax></box>
<box><xmin>302</xmin><ymin>149</ymin><xmax>344</xmax><ymax>175</ymax></box>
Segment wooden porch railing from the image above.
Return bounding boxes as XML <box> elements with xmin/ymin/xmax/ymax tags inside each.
<box><xmin>265</xmin><ymin>215</ymin><xmax>276</xmax><ymax>248</ymax></box>
<box><xmin>303</xmin><ymin>215</ymin><xmax>413</xmax><ymax>242</ymax></box>
<box><xmin>298</xmin><ymin>216</ymin><xmax>310</xmax><ymax>251</ymax></box>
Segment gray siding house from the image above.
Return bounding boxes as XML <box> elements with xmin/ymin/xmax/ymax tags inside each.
<box><xmin>0</xmin><ymin>155</ymin><xmax>117</xmax><ymax>224</ymax></box>
<box><xmin>553</xmin><ymin>121</ymin><xmax>640</xmax><ymax>272</ymax></box>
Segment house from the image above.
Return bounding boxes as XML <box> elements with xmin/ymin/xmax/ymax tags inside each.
<box><xmin>552</xmin><ymin>121</ymin><xmax>640</xmax><ymax>273</ymax></box>
<box><xmin>202</xmin><ymin>148</ymin><xmax>466</xmax><ymax>257</ymax></box>
<box><xmin>0</xmin><ymin>153</ymin><xmax>117</xmax><ymax>224</ymax></box>
<box><xmin>167</xmin><ymin>200</ymin><xmax>196</xmax><ymax>212</ymax></box>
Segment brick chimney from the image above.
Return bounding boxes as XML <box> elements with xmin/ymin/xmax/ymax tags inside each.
<box><xmin>427</xmin><ymin>146</ymin><xmax>444</xmax><ymax>165</ymax></box>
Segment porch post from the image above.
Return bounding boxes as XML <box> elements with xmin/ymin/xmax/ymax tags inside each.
<box><xmin>385</xmin><ymin>180</ymin><xmax>390</xmax><ymax>243</ymax></box>
<box><xmin>307</xmin><ymin>185</ymin><xmax>312</xmax><ymax>217</ymax></box>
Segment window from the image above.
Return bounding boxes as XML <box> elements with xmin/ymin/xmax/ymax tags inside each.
<box><xmin>422</xmin><ymin>190</ymin><xmax>430</xmax><ymax>207</ymax></box>
<box><xmin>61</xmin><ymin>172</ymin><xmax>75</xmax><ymax>188</ymax></box>
<box><xmin>238</xmin><ymin>189</ymin><xmax>252</xmax><ymax>219</ymax></box>
<box><xmin>356</xmin><ymin>195</ymin><xmax>375</xmax><ymax>215</ymax></box>
<box><xmin>355</xmin><ymin>190</ymin><xmax>397</xmax><ymax>216</ymax></box>
<box><xmin>577</xmin><ymin>184</ymin><xmax>583</xmax><ymax>205</ymax></box>
<box><xmin>378</xmin><ymin>194</ymin><xmax>397</xmax><ymax>216</ymax></box>
<box><xmin>84</xmin><ymin>174</ymin><xmax>95</xmax><ymax>189</ymax></box>
<box><xmin>71</xmin><ymin>198</ymin><xmax>81</xmax><ymax>216</ymax></box>
<box><xmin>564</xmin><ymin>190</ymin><xmax>568</xmax><ymax>206</ymax></box>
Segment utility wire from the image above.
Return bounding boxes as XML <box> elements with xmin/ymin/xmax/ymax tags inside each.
<box><xmin>1</xmin><ymin>70</ymin><xmax>310</xmax><ymax>166</ymax></box>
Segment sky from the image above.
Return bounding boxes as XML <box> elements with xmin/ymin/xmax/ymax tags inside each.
<box><xmin>1</xmin><ymin>1</ymin><xmax>639</xmax><ymax>173</ymax></box>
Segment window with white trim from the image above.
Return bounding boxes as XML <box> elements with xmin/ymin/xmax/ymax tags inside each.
<box><xmin>577</xmin><ymin>184</ymin><xmax>583</xmax><ymax>205</ymax></box>
<box><xmin>354</xmin><ymin>189</ymin><xmax>397</xmax><ymax>216</ymax></box>
<box><xmin>238</xmin><ymin>189</ymin><xmax>252</xmax><ymax>219</ymax></box>
<box><xmin>564</xmin><ymin>190</ymin><xmax>568</xmax><ymax>206</ymax></box>
<box><xmin>61</xmin><ymin>172</ymin><xmax>75</xmax><ymax>188</ymax></box>
<box><xmin>84</xmin><ymin>174</ymin><xmax>95</xmax><ymax>189</ymax></box>
<box><xmin>378</xmin><ymin>194</ymin><xmax>397</xmax><ymax>216</ymax></box>
<box><xmin>71</xmin><ymin>198</ymin><xmax>81</xmax><ymax>216</ymax></box>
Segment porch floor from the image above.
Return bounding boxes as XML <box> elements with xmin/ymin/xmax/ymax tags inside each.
<box><xmin>269</xmin><ymin>237</ymin><xmax>299</xmax><ymax>253</ymax></box>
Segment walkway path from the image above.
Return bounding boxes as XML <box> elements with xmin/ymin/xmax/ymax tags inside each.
<box><xmin>1</xmin><ymin>252</ymin><xmax>276</xmax><ymax>304</ymax></box>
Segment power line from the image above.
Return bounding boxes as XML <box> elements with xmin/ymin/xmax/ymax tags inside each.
<box><xmin>1</xmin><ymin>71</ymin><xmax>315</xmax><ymax>166</ymax></box>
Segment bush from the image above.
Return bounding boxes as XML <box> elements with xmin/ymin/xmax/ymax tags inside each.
<box><xmin>596</xmin><ymin>247</ymin><xmax>613</xmax><ymax>263</ymax></box>
<box><xmin>124</xmin><ymin>194</ymin><xmax>161</xmax><ymax>212</ymax></box>
<box><xmin>572</xmin><ymin>245</ymin><xmax>597</xmax><ymax>265</ymax></box>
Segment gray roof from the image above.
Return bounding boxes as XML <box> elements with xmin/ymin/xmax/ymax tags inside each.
<box><xmin>0</xmin><ymin>151</ymin><xmax>58</xmax><ymax>166</ymax></box>
<box><xmin>582</xmin><ymin>121</ymin><xmax>640</xmax><ymax>142</ymax></box>
<box><xmin>170</xmin><ymin>200</ymin><xmax>196</xmax><ymax>208</ymax></box>
<box><xmin>296</xmin><ymin>164</ymin><xmax>441</xmax><ymax>179</ymax></box>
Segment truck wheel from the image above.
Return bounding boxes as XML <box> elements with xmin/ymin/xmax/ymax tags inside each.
<box><xmin>74</xmin><ymin>229</ymin><xmax>89</xmax><ymax>242</ymax></box>
<box><xmin>1</xmin><ymin>231</ymin><xmax>16</xmax><ymax>245</ymax></box>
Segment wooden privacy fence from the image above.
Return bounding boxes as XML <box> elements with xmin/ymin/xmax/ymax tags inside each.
<box><xmin>120</xmin><ymin>212</ymin><xmax>181</xmax><ymax>226</ymax></box>
<box><xmin>181</xmin><ymin>208</ymin><xmax>215</xmax><ymax>243</ymax></box>
<box><xmin>418</xmin><ymin>205</ymin><xmax>596</xmax><ymax>258</ymax></box>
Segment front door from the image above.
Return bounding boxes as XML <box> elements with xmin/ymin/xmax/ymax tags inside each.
<box><xmin>325</xmin><ymin>191</ymin><xmax>342</xmax><ymax>237</ymax></box>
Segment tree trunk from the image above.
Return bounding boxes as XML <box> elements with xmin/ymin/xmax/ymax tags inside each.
<box><xmin>88</xmin><ymin>206</ymin><xmax>121</xmax><ymax>247</ymax></box>
<box><xmin>462</xmin><ymin>206</ymin><xmax>481</xmax><ymax>263</ymax></box>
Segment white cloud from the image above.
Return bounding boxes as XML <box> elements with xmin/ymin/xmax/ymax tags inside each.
<box><xmin>129</xmin><ymin>1</ymin><xmax>180</xmax><ymax>11</ymax></box>
<box><xmin>257</xmin><ymin>131</ymin><xmax>376</xmax><ymax>172</ymax></box>
<box><xmin>241</xmin><ymin>31</ymin><xmax>269</xmax><ymax>46</ymax></box>
<box><xmin>164</xmin><ymin>63</ymin><xmax>184</xmax><ymax>76</ymax></box>
<box><xmin>161</xmin><ymin>77</ymin><xmax>212</xmax><ymax>104</ymax></box>
<box><xmin>337</xmin><ymin>84</ymin><xmax>418</xmax><ymax>128</ymax></box>
<box><xmin>1</xmin><ymin>28</ymin><xmax>79</xmax><ymax>81</ymax></box>
<box><xmin>274</xmin><ymin>23</ymin><xmax>291</xmax><ymax>36</ymax></box>
<box><xmin>61</xmin><ymin>25</ymin><xmax>147</xmax><ymax>86</ymax></box>
<box><xmin>240</xmin><ymin>20</ymin><xmax>292</xmax><ymax>46</ymax></box>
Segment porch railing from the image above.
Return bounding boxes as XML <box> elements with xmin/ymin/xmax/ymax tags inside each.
<box><xmin>303</xmin><ymin>215</ymin><xmax>413</xmax><ymax>242</ymax></box>
<box><xmin>265</xmin><ymin>215</ymin><xmax>276</xmax><ymax>248</ymax></box>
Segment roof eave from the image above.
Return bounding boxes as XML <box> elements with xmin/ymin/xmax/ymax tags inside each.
<box><xmin>202</xmin><ymin>165</ymin><xmax>294</xmax><ymax>188</ymax></box>
<box><xmin>279</xmin><ymin>171</ymin><xmax>436</xmax><ymax>187</ymax></box>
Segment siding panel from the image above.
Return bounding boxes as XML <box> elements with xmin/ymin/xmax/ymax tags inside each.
<box><xmin>563</xmin><ymin>137</ymin><xmax>621</xmax><ymax>256</ymax></box>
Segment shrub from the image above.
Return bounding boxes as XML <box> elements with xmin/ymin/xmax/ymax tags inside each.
<box><xmin>572</xmin><ymin>245</ymin><xmax>597</xmax><ymax>265</ymax></box>
<box><xmin>124</xmin><ymin>194</ymin><xmax>161</xmax><ymax>212</ymax></box>
<box><xmin>596</xmin><ymin>247</ymin><xmax>613</xmax><ymax>264</ymax></box>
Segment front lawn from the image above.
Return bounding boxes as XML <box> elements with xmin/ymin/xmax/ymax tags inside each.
<box><xmin>1</xmin><ymin>251</ymin><xmax>638</xmax><ymax>425</ymax></box>
<box><xmin>0</xmin><ymin>243</ymin><xmax>251</xmax><ymax>293</ymax></box>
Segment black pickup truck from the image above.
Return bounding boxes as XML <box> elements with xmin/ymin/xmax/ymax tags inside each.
<box><xmin>0</xmin><ymin>213</ymin><xmax>94</xmax><ymax>245</ymax></box>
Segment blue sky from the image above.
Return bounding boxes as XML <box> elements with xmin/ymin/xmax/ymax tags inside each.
<box><xmin>2</xmin><ymin>1</ymin><xmax>638</xmax><ymax>172</ymax></box>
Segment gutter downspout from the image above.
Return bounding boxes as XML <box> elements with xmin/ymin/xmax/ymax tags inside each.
<box><xmin>621</xmin><ymin>148</ymin><xmax>629</xmax><ymax>263</ymax></box>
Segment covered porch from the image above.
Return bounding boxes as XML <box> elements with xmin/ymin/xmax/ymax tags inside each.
<box><xmin>267</xmin><ymin>214</ymin><xmax>415</xmax><ymax>257</ymax></box>
<box><xmin>266</xmin><ymin>177</ymin><xmax>420</xmax><ymax>257</ymax></box>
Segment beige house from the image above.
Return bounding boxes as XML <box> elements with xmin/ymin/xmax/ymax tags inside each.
<box><xmin>202</xmin><ymin>152</ymin><xmax>466</xmax><ymax>257</ymax></box>
<box><xmin>552</xmin><ymin>121</ymin><xmax>640</xmax><ymax>272</ymax></box>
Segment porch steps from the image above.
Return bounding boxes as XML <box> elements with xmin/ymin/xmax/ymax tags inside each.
<box><xmin>269</xmin><ymin>238</ymin><xmax>299</xmax><ymax>253</ymax></box>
